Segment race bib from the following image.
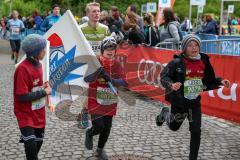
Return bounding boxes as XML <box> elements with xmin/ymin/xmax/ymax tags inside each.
<box><xmin>90</xmin><ymin>41</ymin><xmax>101</xmax><ymax>55</ymax></box>
<box><xmin>184</xmin><ymin>78</ymin><xmax>203</xmax><ymax>100</ymax></box>
<box><xmin>96</xmin><ymin>87</ymin><xmax>118</xmax><ymax>105</ymax></box>
<box><xmin>31</xmin><ymin>86</ymin><xmax>45</xmax><ymax>110</ymax></box>
<box><xmin>11</xmin><ymin>27</ymin><xmax>20</xmax><ymax>35</ymax></box>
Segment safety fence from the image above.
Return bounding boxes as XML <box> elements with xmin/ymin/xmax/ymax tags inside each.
<box><xmin>155</xmin><ymin>37</ymin><xmax>240</xmax><ymax>56</ymax></box>
<box><xmin>1</xmin><ymin>28</ymin><xmax>240</xmax><ymax>56</ymax></box>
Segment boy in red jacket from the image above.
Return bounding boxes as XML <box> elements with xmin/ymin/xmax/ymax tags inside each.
<box><xmin>14</xmin><ymin>34</ymin><xmax>52</xmax><ymax>160</ymax></box>
<box><xmin>84</xmin><ymin>37</ymin><xmax>127</xmax><ymax>160</ymax></box>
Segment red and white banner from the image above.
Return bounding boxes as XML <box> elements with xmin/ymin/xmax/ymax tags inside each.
<box><xmin>116</xmin><ymin>44</ymin><xmax>240</xmax><ymax>123</ymax></box>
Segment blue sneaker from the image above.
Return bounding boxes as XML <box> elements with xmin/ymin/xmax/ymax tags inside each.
<box><xmin>80</xmin><ymin>108</ymin><xmax>90</xmax><ymax>129</ymax></box>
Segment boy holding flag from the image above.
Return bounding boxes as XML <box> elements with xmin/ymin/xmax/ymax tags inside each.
<box><xmin>84</xmin><ymin>37</ymin><xmax>127</xmax><ymax>160</ymax></box>
<box><xmin>14</xmin><ymin>34</ymin><xmax>52</xmax><ymax>160</ymax></box>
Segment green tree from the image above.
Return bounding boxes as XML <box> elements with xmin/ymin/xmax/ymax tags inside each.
<box><xmin>0</xmin><ymin>0</ymin><xmax>239</xmax><ymax>21</ymax></box>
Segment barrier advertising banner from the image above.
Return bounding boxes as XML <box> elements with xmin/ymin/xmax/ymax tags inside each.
<box><xmin>117</xmin><ymin>44</ymin><xmax>240</xmax><ymax>123</ymax></box>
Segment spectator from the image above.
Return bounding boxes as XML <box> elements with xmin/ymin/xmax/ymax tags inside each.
<box><xmin>231</xmin><ymin>16</ymin><xmax>238</xmax><ymax>25</ymax></box>
<box><xmin>181</xmin><ymin>17</ymin><xmax>192</xmax><ymax>32</ymax></box>
<box><xmin>143</xmin><ymin>13</ymin><xmax>159</xmax><ymax>46</ymax></box>
<box><xmin>126</xmin><ymin>5</ymin><xmax>144</xmax><ymax>33</ymax></box>
<box><xmin>193</xmin><ymin>16</ymin><xmax>205</xmax><ymax>33</ymax></box>
<box><xmin>100</xmin><ymin>10</ymin><xmax>108</xmax><ymax>25</ymax></box>
<box><xmin>110</xmin><ymin>6</ymin><xmax>123</xmax><ymax>32</ymax></box>
<box><xmin>0</xmin><ymin>17</ymin><xmax>8</xmax><ymax>39</ymax></box>
<box><xmin>202</xmin><ymin>14</ymin><xmax>218</xmax><ymax>35</ymax></box>
<box><xmin>159</xmin><ymin>8</ymin><xmax>181</xmax><ymax>49</ymax></box>
<box><xmin>124</xmin><ymin>12</ymin><xmax>145</xmax><ymax>45</ymax></box>
<box><xmin>24</xmin><ymin>16</ymin><xmax>35</xmax><ymax>29</ymax></box>
<box><xmin>40</xmin><ymin>4</ymin><xmax>61</xmax><ymax>32</ymax></box>
<box><xmin>33</xmin><ymin>11</ymin><xmax>43</xmax><ymax>31</ymax></box>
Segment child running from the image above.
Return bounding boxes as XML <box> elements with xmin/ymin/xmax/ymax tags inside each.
<box><xmin>156</xmin><ymin>34</ymin><xmax>230</xmax><ymax>160</ymax></box>
<box><xmin>84</xmin><ymin>36</ymin><xmax>127</xmax><ymax>160</ymax></box>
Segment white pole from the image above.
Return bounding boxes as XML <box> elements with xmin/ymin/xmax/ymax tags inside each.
<box><xmin>197</xmin><ymin>11</ymin><xmax>199</xmax><ymax>24</ymax></box>
<box><xmin>189</xmin><ymin>1</ymin><xmax>192</xmax><ymax>33</ymax></box>
<box><xmin>220</xmin><ymin>0</ymin><xmax>224</xmax><ymax>35</ymax></box>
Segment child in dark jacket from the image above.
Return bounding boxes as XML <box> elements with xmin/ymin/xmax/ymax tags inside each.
<box><xmin>14</xmin><ymin>34</ymin><xmax>52</xmax><ymax>160</ymax></box>
<box><xmin>84</xmin><ymin>36</ymin><xmax>127</xmax><ymax>160</ymax></box>
<box><xmin>156</xmin><ymin>34</ymin><xmax>230</xmax><ymax>160</ymax></box>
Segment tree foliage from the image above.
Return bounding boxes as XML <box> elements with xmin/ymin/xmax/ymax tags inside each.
<box><xmin>1</xmin><ymin>0</ymin><xmax>239</xmax><ymax>22</ymax></box>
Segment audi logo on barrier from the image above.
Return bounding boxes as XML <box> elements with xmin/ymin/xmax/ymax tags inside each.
<box><xmin>138</xmin><ymin>59</ymin><xmax>165</xmax><ymax>89</ymax></box>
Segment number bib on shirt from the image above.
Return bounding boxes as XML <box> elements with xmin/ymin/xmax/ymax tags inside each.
<box><xmin>31</xmin><ymin>86</ymin><xmax>45</xmax><ymax>110</ymax></box>
<box><xmin>184</xmin><ymin>78</ymin><xmax>203</xmax><ymax>100</ymax></box>
<box><xmin>11</xmin><ymin>27</ymin><xmax>20</xmax><ymax>35</ymax></box>
<box><xmin>89</xmin><ymin>41</ymin><xmax>101</xmax><ymax>55</ymax></box>
<box><xmin>96</xmin><ymin>87</ymin><xmax>118</xmax><ymax>105</ymax></box>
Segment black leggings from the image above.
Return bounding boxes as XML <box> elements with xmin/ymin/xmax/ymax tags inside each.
<box><xmin>164</xmin><ymin>101</ymin><xmax>201</xmax><ymax>160</ymax></box>
<box><xmin>20</xmin><ymin>126</ymin><xmax>45</xmax><ymax>160</ymax></box>
<box><xmin>10</xmin><ymin>39</ymin><xmax>21</xmax><ymax>53</ymax></box>
<box><xmin>88</xmin><ymin>115</ymin><xmax>113</xmax><ymax>149</ymax></box>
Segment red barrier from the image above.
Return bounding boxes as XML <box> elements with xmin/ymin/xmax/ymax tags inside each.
<box><xmin>117</xmin><ymin>44</ymin><xmax>240</xmax><ymax>123</ymax></box>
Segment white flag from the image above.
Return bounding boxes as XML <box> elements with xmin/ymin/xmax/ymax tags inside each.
<box><xmin>44</xmin><ymin>10</ymin><xmax>101</xmax><ymax>107</ymax></box>
<box><xmin>16</xmin><ymin>10</ymin><xmax>102</xmax><ymax>107</ymax></box>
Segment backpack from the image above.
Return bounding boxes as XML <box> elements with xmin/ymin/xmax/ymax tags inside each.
<box><xmin>167</xmin><ymin>22</ymin><xmax>183</xmax><ymax>41</ymax></box>
<box><xmin>147</xmin><ymin>26</ymin><xmax>160</xmax><ymax>46</ymax></box>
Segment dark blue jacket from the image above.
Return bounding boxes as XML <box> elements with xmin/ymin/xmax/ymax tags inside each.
<box><xmin>203</xmin><ymin>20</ymin><xmax>217</xmax><ymax>35</ymax></box>
<box><xmin>34</xmin><ymin>16</ymin><xmax>43</xmax><ymax>30</ymax></box>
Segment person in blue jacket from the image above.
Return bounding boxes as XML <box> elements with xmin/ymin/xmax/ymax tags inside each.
<box><xmin>33</xmin><ymin>11</ymin><xmax>43</xmax><ymax>31</ymax></box>
<box><xmin>40</xmin><ymin>4</ymin><xmax>61</xmax><ymax>32</ymax></box>
<box><xmin>202</xmin><ymin>14</ymin><xmax>218</xmax><ymax>35</ymax></box>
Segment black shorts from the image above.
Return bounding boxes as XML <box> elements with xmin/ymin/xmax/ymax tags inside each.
<box><xmin>10</xmin><ymin>39</ymin><xmax>21</xmax><ymax>53</ymax></box>
<box><xmin>19</xmin><ymin>126</ymin><xmax>45</xmax><ymax>143</ymax></box>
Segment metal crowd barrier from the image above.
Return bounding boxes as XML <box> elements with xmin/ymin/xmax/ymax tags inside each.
<box><xmin>2</xmin><ymin>28</ymin><xmax>240</xmax><ymax>56</ymax></box>
<box><xmin>201</xmin><ymin>38</ymin><xmax>240</xmax><ymax>56</ymax></box>
<box><xmin>155</xmin><ymin>42</ymin><xmax>182</xmax><ymax>50</ymax></box>
<box><xmin>155</xmin><ymin>38</ymin><xmax>240</xmax><ymax>56</ymax></box>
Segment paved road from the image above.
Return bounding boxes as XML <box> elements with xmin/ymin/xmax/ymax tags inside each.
<box><xmin>0</xmin><ymin>39</ymin><xmax>240</xmax><ymax>160</ymax></box>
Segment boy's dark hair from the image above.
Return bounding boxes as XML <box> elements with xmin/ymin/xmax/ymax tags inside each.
<box><xmin>52</xmin><ymin>4</ymin><xmax>59</xmax><ymax>10</ymax></box>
